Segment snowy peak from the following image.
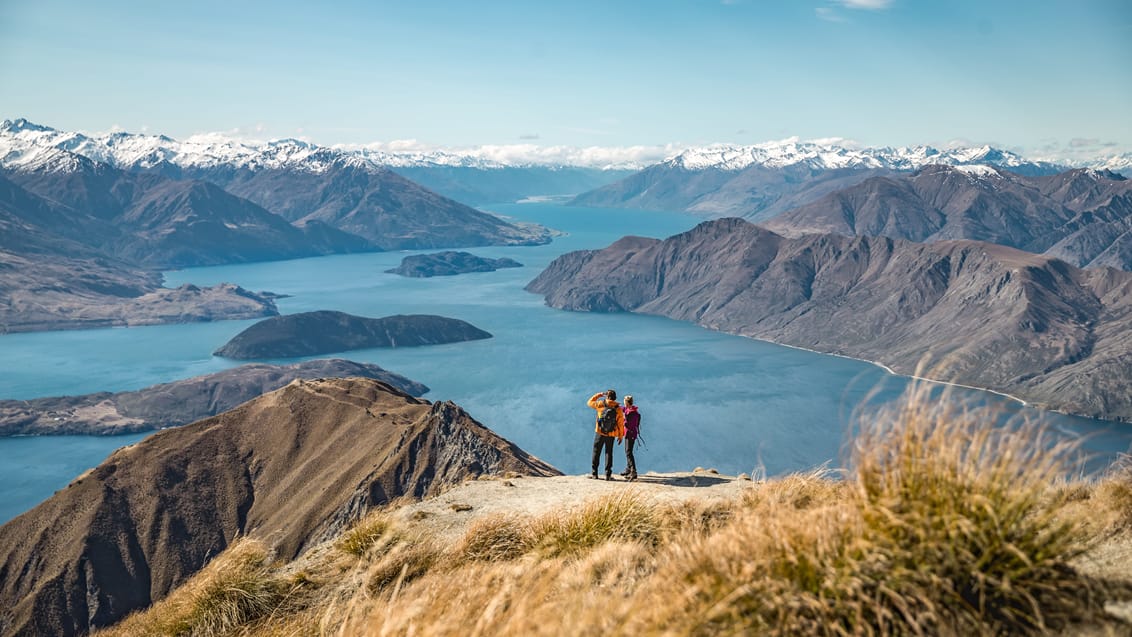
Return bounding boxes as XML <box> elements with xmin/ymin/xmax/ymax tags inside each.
<box><xmin>0</xmin><ymin>119</ymin><xmax>377</xmax><ymax>175</ymax></box>
<box><xmin>663</xmin><ymin>140</ymin><xmax>1059</xmax><ymax>174</ymax></box>
<box><xmin>0</xmin><ymin>118</ymin><xmax>57</xmax><ymax>134</ymax></box>
<box><xmin>0</xmin><ymin>118</ymin><xmax>1126</xmax><ymax>175</ymax></box>
<box><xmin>0</xmin><ymin>143</ymin><xmax>95</xmax><ymax>174</ymax></box>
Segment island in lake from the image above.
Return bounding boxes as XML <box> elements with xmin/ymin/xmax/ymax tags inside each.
<box><xmin>385</xmin><ymin>250</ymin><xmax>523</xmax><ymax>277</ymax></box>
<box><xmin>214</xmin><ymin>310</ymin><xmax>493</xmax><ymax>359</ymax></box>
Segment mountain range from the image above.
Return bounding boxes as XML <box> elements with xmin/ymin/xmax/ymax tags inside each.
<box><xmin>0</xmin><ymin>120</ymin><xmax>552</xmax><ymax>256</ymax></box>
<box><xmin>0</xmin><ymin>119</ymin><xmax>554</xmax><ymax>332</ymax></box>
<box><xmin>763</xmin><ymin>165</ymin><xmax>1132</xmax><ymax>270</ymax></box>
<box><xmin>569</xmin><ymin>139</ymin><xmax>1130</xmax><ymax>219</ymax></box>
<box><xmin>0</xmin><ymin>118</ymin><xmax>629</xmax><ymax>206</ymax></box>
<box><xmin>527</xmin><ymin>218</ymin><xmax>1132</xmax><ymax>423</ymax></box>
<box><xmin>0</xmin><ymin>377</ymin><xmax>559</xmax><ymax>636</ymax></box>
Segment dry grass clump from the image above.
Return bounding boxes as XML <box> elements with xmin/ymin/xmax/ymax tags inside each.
<box><xmin>337</xmin><ymin>510</ymin><xmax>397</xmax><ymax>557</ymax></box>
<box><xmin>456</xmin><ymin>513</ymin><xmax>533</xmax><ymax>562</ymax></box>
<box><xmin>97</xmin><ymin>538</ymin><xmax>290</xmax><ymax>637</ymax></box>
<box><xmin>1094</xmin><ymin>453</ymin><xmax>1132</xmax><ymax>530</ymax></box>
<box><xmin>528</xmin><ymin>491</ymin><xmax>662</xmax><ymax>557</ymax></box>
<box><xmin>365</xmin><ymin>540</ymin><xmax>442</xmax><ymax>595</ymax></box>
<box><xmin>848</xmin><ymin>387</ymin><xmax>1098</xmax><ymax>634</ymax></box>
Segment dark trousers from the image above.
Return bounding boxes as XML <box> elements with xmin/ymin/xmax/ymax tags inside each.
<box><xmin>624</xmin><ymin>437</ymin><xmax>637</xmax><ymax>475</ymax></box>
<box><xmin>592</xmin><ymin>433</ymin><xmax>615</xmax><ymax>476</ymax></box>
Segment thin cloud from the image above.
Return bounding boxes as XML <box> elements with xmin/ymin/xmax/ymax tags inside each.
<box><xmin>815</xmin><ymin>7</ymin><xmax>847</xmax><ymax>21</ymax></box>
<box><xmin>837</xmin><ymin>0</ymin><xmax>894</xmax><ymax>9</ymax></box>
<box><xmin>518</xmin><ymin>133</ymin><xmax>540</xmax><ymax>140</ymax></box>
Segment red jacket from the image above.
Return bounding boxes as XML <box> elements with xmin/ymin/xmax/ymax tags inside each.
<box><xmin>622</xmin><ymin>405</ymin><xmax>640</xmax><ymax>440</ymax></box>
<box><xmin>587</xmin><ymin>393</ymin><xmax>625</xmax><ymax>439</ymax></box>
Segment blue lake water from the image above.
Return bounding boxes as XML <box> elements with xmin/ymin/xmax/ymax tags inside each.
<box><xmin>2</xmin><ymin>202</ymin><xmax>1131</xmax><ymax>524</ymax></box>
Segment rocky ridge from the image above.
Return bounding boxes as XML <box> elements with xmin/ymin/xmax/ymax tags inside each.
<box><xmin>0</xmin><ymin>377</ymin><xmax>559</xmax><ymax>636</ymax></box>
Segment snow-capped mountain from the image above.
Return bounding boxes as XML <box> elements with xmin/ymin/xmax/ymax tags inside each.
<box><xmin>4</xmin><ymin>117</ymin><xmax>1128</xmax><ymax>176</ymax></box>
<box><xmin>0</xmin><ymin>118</ymin><xmax>636</xmax><ymax>204</ymax></box>
<box><xmin>0</xmin><ymin>118</ymin><xmax>627</xmax><ymax>173</ymax></box>
<box><xmin>661</xmin><ymin>138</ymin><xmax>1065</xmax><ymax>174</ymax></box>
<box><xmin>0</xmin><ymin>118</ymin><xmax>376</xmax><ymax>174</ymax></box>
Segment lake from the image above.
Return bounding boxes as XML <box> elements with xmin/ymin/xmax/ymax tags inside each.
<box><xmin>1</xmin><ymin>202</ymin><xmax>1130</xmax><ymax>524</ymax></box>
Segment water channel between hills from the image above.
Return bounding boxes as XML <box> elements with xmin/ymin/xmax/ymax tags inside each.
<box><xmin>1</xmin><ymin>202</ymin><xmax>1130</xmax><ymax>524</ymax></box>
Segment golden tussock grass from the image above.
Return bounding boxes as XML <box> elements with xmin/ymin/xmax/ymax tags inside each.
<box><xmin>336</xmin><ymin>510</ymin><xmax>397</xmax><ymax>558</ymax></box>
<box><xmin>95</xmin><ymin>538</ymin><xmax>292</xmax><ymax>637</ymax></box>
<box><xmin>100</xmin><ymin>384</ymin><xmax>1132</xmax><ymax>636</ymax></box>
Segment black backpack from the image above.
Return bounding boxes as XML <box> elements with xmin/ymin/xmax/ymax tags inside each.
<box><xmin>598</xmin><ymin>404</ymin><xmax>618</xmax><ymax>434</ymax></box>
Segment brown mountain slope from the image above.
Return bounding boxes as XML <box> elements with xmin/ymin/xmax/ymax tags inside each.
<box><xmin>0</xmin><ymin>172</ymin><xmax>280</xmax><ymax>333</ymax></box>
<box><xmin>0</xmin><ymin>378</ymin><xmax>559</xmax><ymax>637</ymax></box>
<box><xmin>763</xmin><ymin>165</ymin><xmax>1132</xmax><ymax>270</ymax></box>
<box><xmin>526</xmin><ymin>218</ymin><xmax>1132</xmax><ymax>422</ymax></box>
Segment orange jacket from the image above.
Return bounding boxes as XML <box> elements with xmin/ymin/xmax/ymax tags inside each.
<box><xmin>588</xmin><ymin>392</ymin><xmax>625</xmax><ymax>439</ymax></box>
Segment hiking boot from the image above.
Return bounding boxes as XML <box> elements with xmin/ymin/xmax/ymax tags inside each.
<box><xmin>589</xmin><ymin>472</ymin><xmax>598</xmax><ymax>479</ymax></box>
<box><xmin>620</xmin><ymin>470</ymin><xmax>629</xmax><ymax>476</ymax></box>
<box><xmin>605</xmin><ymin>473</ymin><xmax>614</xmax><ymax>481</ymax></box>
<box><xmin>628</xmin><ymin>473</ymin><xmax>638</xmax><ymax>482</ymax></box>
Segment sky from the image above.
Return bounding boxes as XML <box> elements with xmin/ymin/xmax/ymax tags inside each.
<box><xmin>1</xmin><ymin>0</ymin><xmax>1130</xmax><ymax>161</ymax></box>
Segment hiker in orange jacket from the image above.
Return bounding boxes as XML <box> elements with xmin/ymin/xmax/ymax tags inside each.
<box><xmin>588</xmin><ymin>389</ymin><xmax>625</xmax><ymax>480</ymax></box>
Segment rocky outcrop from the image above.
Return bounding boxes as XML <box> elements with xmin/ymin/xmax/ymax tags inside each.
<box><xmin>0</xmin><ymin>359</ymin><xmax>428</xmax><ymax>436</ymax></box>
<box><xmin>214</xmin><ymin>311</ymin><xmax>492</xmax><ymax>359</ymax></box>
<box><xmin>764</xmin><ymin>166</ymin><xmax>1132</xmax><ymax>270</ymax></box>
<box><xmin>385</xmin><ymin>251</ymin><xmax>523</xmax><ymax>277</ymax></box>
<box><xmin>527</xmin><ymin>218</ymin><xmax>1132</xmax><ymax>422</ymax></box>
<box><xmin>0</xmin><ymin>377</ymin><xmax>560</xmax><ymax>636</ymax></box>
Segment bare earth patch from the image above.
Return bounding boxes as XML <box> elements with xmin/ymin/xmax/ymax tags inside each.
<box><xmin>389</xmin><ymin>471</ymin><xmax>754</xmax><ymax>544</ymax></box>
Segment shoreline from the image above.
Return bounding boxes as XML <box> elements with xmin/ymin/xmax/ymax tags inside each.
<box><xmin>729</xmin><ymin>332</ymin><xmax>1032</xmax><ymax>408</ymax></box>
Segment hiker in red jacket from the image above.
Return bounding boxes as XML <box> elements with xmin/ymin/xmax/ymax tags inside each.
<box><xmin>587</xmin><ymin>389</ymin><xmax>625</xmax><ymax>481</ymax></box>
<box><xmin>620</xmin><ymin>395</ymin><xmax>641</xmax><ymax>481</ymax></box>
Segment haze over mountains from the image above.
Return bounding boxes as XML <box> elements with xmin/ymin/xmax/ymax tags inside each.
<box><xmin>528</xmin><ymin>218</ymin><xmax>1132</xmax><ymax>423</ymax></box>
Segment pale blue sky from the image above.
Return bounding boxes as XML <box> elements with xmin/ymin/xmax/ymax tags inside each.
<box><xmin>1</xmin><ymin>0</ymin><xmax>1129</xmax><ymax>158</ymax></box>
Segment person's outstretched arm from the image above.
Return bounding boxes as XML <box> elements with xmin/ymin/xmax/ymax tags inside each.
<box><xmin>587</xmin><ymin>392</ymin><xmax>605</xmax><ymax>410</ymax></box>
